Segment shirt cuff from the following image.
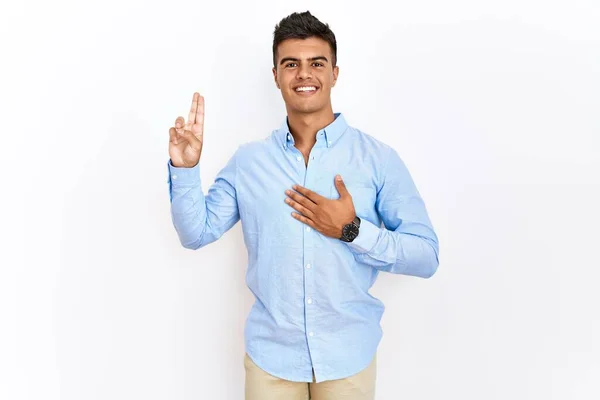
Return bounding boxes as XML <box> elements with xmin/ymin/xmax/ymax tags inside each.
<box><xmin>346</xmin><ymin>217</ymin><xmax>380</xmax><ymax>254</ymax></box>
<box><xmin>167</xmin><ymin>159</ymin><xmax>200</xmax><ymax>185</ymax></box>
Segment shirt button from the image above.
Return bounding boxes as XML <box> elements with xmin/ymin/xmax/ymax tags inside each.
<box><xmin>308</xmin><ymin>332</ymin><xmax>314</xmax><ymax>337</ymax></box>
<box><xmin>172</xmin><ymin>175</ymin><xmax>177</xmax><ymax>180</ymax></box>
<box><xmin>305</xmin><ymin>226</ymin><xmax>311</xmax><ymax>232</ymax></box>
<box><xmin>296</xmin><ymin>156</ymin><xmax>302</xmax><ymax>161</ymax></box>
<box><xmin>306</xmin><ymin>263</ymin><xmax>311</xmax><ymax>269</ymax></box>
<box><xmin>307</xmin><ymin>298</ymin><xmax>313</xmax><ymax>304</ymax></box>
<box><xmin>328</xmin><ymin>140</ymin><xmax>332</xmax><ymax>146</ymax></box>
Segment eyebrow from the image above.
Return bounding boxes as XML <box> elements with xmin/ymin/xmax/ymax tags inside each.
<box><xmin>279</xmin><ymin>56</ymin><xmax>329</xmax><ymax>66</ymax></box>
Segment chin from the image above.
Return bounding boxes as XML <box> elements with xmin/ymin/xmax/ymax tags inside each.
<box><xmin>288</xmin><ymin>101</ymin><xmax>326</xmax><ymax>114</ymax></box>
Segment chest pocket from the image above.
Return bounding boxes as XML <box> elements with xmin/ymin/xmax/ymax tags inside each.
<box><xmin>328</xmin><ymin>178</ymin><xmax>376</xmax><ymax>217</ymax></box>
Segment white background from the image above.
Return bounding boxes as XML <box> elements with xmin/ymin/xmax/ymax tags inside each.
<box><xmin>1</xmin><ymin>0</ymin><xmax>599</xmax><ymax>399</ymax></box>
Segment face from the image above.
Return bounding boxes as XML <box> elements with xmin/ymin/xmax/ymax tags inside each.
<box><xmin>272</xmin><ymin>37</ymin><xmax>339</xmax><ymax>115</ymax></box>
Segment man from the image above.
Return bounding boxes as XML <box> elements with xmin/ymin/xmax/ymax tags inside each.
<box><xmin>167</xmin><ymin>11</ymin><xmax>439</xmax><ymax>400</ymax></box>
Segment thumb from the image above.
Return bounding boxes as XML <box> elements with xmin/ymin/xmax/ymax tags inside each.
<box><xmin>334</xmin><ymin>175</ymin><xmax>349</xmax><ymax>198</ymax></box>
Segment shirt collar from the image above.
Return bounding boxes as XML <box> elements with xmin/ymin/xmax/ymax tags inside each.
<box><xmin>278</xmin><ymin>112</ymin><xmax>348</xmax><ymax>150</ymax></box>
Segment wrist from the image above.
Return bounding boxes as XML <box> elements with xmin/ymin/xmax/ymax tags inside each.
<box><xmin>339</xmin><ymin>215</ymin><xmax>361</xmax><ymax>242</ymax></box>
<box><xmin>170</xmin><ymin>159</ymin><xmax>199</xmax><ymax>168</ymax></box>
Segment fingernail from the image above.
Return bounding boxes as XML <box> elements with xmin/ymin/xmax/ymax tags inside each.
<box><xmin>336</xmin><ymin>175</ymin><xmax>342</xmax><ymax>181</ymax></box>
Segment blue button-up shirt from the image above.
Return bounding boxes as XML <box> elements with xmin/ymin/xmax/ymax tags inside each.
<box><xmin>167</xmin><ymin>112</ymin><xmax>439</xmax><ymax>383</ymax></box>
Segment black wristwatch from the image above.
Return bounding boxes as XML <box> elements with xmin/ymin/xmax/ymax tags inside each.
<box><xmin>339</xmin><ymin>216</ymin><xmax>361</xmax><ymax>242</ymax></box>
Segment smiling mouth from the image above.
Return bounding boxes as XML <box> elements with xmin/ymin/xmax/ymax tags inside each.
<box><xmin>294</xmin><ymin>86</ymin><xmax>319</xmax><ymax>95</ymax></box>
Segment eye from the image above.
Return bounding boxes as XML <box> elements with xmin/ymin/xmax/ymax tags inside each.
<box><xmin>285</xmin><ymin>63</ymin><xmax>297</xmax><ymax>68</ymax></box>
<box><xmin>313</xmin><ymin>62</ymin><xmax>324</xmax><ymax>67</ymax></box>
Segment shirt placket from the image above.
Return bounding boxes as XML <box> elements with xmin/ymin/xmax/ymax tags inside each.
<box><xmin>288</xmin><ymin>130</ymin><xmax>328</xmax><ymax>376</ymax></box>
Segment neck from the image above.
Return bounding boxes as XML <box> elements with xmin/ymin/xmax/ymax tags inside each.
<box><xmin>286</xmin><ymin>106</ymin><xmax>335</xmax><ymax>149</ymax></box>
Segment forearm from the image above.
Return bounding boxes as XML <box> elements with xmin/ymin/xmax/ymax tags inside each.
<box><xmin>347</xmin><ymin>217</ymin><xmax>439</xmax><ymax>278</ymax></box>
<box><xmin>168</xmin><ymin>157</ymin><xmax>241</xmax><ymax>250</ymax></box>
<box><xmin>168</xmin><ymin>160</ymin><xmax>210</xmax><ymax>249</ymax></box>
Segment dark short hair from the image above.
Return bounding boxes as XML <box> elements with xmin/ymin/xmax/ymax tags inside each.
<box><xmin>272</xmin><ymin>11</ymin><xmax>337</xmax><ymax>68</ymax></box>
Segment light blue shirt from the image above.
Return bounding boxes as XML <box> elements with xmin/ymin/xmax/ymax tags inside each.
<box><xmin>167</xmin><ymin>112</ymin><xmax>439</xmax><ymax>383</ymax></box>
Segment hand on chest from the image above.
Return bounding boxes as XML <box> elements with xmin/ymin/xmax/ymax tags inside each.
<box><xmin>239</xmin><ymin>158</ymin><xmax>377</xmax><ymax>223</ymax></box>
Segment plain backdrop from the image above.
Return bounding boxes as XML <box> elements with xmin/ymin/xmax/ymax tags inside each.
<box><xmin>1</xmin><ymin>0</ymin><xmax>599</xmax><ymax>399</ymax></box>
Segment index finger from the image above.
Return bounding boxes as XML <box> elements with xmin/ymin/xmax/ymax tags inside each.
<box><xmin>292</xmin><ymin>184</ymin><xmax>323</xmax><ymax>205</ymax></box>
<box><xmin>187</xmin><ymin>92</ymin><xmax>199</xmax><ymax>126</ymax></box>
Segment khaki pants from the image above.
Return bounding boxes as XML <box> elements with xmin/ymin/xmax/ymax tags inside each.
<box><xmin>244</xmin><ymin>353</ymin><xmax>377</xmax><ymax>400</ymax></box>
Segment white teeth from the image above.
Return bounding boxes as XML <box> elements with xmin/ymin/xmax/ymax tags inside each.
<box><xmin>295</xmin><ymin>86</ymin><xmax>317</xmax><ymax>92</ymax></box>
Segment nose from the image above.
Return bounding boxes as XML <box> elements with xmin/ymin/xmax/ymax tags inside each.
<box><xmin>296</xmin><ymin>62</ymin><xmax>312</xmax><ymax>79</ymax></box>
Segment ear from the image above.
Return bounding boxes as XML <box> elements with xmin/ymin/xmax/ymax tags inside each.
<box><xmin>332</xmin><ymin>65</ymin><xmax>339</xmax><ymax>87</ymax></box>
<box><xmin>272</xmin><ymin>67</ymin><xmax>280</xmax><ymax>89</ymax></box>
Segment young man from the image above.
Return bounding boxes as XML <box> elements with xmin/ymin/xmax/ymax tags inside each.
<box><xmin>167</xmin><ymin>11</ymin><xmax>439</xmax><ymax>400</ymax></box>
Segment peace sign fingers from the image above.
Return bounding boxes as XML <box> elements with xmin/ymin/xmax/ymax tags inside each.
<box><xmin>186</xmin><ymin>92</ymin><xmax>199</xmax><ymax>129</ymax></box>
<box><xmin>192</xmin><ymin>93</ymin><xmax>204</xmax><ymax>139</ymax></box>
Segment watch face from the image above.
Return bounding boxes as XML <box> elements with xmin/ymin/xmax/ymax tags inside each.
<box><xmin>342</xmin><ymin>223</ymin><xmax>359</xmax><ymax>241</ymax></box>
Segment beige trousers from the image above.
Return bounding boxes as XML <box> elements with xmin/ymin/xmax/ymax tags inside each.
<box><xmin>244</xmin><ymin>353</ymin><xmax>377</xmax><ymax>400</ymax></box>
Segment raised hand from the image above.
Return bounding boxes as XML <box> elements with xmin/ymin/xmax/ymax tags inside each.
<box><xmin>169</xmin><ymin>92</ymin><xmax>205</xmax><ymax>168</ymax></box>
